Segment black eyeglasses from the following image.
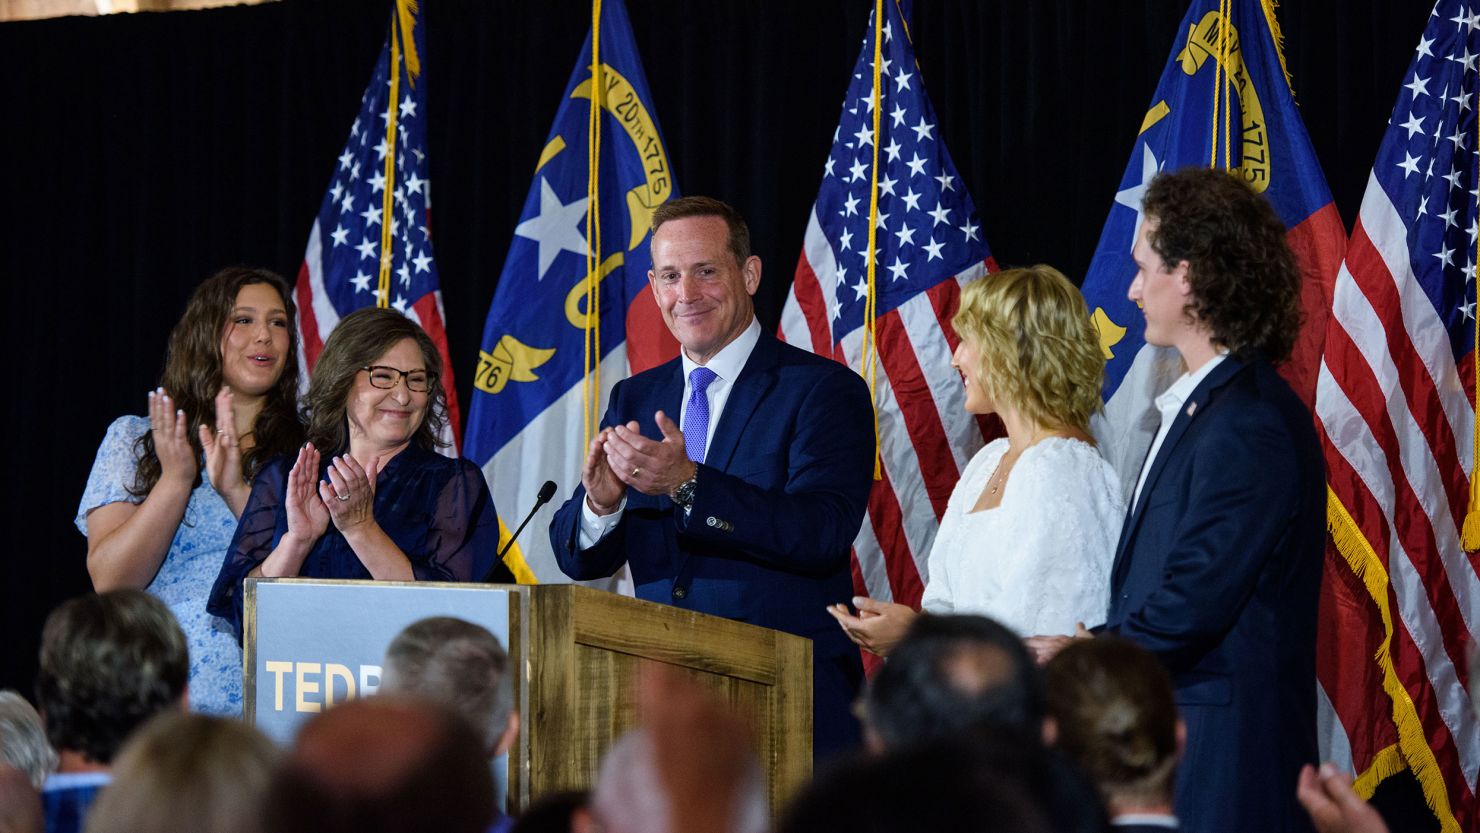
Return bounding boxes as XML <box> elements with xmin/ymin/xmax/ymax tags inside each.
<box><xmin>361</xmin><ymin>366</ymin><xmax>435</xmax><ymax>393</ymax></box>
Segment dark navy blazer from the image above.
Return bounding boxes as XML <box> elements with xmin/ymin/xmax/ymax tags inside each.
<box><xmin>1106</xmin><ymin>357</ymin><xmax>1323</xmax><ymax>833</ymax></box>
<box><xmin>549</xmin><ymin>331</ymin><xmax>875</xmax><ymax>760</ymax></box>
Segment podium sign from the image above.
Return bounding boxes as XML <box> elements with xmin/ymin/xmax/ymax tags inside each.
<box><xmin>244</xmin><ymin>577</ymin><xmax>513</xmax><ymax>744</ymax></box>
<box><xmin>245</xmin><ymin>579</ymin><xmax>811</xmax><ymax>814</ymax></box>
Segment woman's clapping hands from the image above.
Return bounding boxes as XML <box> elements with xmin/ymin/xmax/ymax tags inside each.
<box><xmin>148</xmin><ymin>388</ymin><xmax>197</xmax><ymax>486</ymax></box>
<box><xmin>283</xmin><ymin>444</ymin><xmax>331</xmax><ymax>547</ymax></box>
<box><xmin>199</xmin><ymin>387</ymin><xmax>250</xmax><ymax>515</ymax></box>
<box><xmin>320</xmin><ymin>453</ymin><xmax>380</xmax><ymax>534</ymax></box>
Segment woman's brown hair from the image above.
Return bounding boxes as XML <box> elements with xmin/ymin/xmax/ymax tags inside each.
<box><xmin>302</xmin><ymin>306</ymin><xmax>448</xmax><ymax>453</ymax></box>
<box><xmin>130</xmin><ymin>267</ymin><xmax>304</xmax><ymax>497</ymax></box>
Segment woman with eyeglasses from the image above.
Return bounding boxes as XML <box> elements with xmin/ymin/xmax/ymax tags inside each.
<box><xmin>208</xmin><ymin>307</ymin><xmax>501</xmax><ymax>639</ymax></box>
<box><xmin>77</xmin><ymin>266</ymin><xmax>305</xmax><ymax>716</ymax></box>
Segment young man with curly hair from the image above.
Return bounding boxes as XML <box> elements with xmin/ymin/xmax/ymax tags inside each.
<box><xmin>1030</xmin><ymin>167</ymin><xmax>1325</xmax><ymax>833</ymax></box>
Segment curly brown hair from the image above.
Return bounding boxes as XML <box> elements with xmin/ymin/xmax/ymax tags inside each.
<box><xmin>1142</xmin><ymin>167</ymin><xmax>1301</xmax><ymax>363</ymax></box>
<box><xmin>130</xmin><ymin>267</ymin><xmax>304</xmax><ymax>497</ymax></box>
<box><xmin>302</xmin><ymin>307</ymin><xmax>447</xmax><ymax>453</ymax></box>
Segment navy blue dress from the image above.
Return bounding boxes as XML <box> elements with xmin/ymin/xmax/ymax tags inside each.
<box><xmin>208</xmin><ymin>445</ymin><xmax>500</xmax><ymax>639</ymax></box>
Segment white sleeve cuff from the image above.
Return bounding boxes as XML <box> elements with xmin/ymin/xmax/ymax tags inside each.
<box><xmin>578</xmin><ymin>493</ymin><xmax>626</xmax><ymax>549</ymax></box>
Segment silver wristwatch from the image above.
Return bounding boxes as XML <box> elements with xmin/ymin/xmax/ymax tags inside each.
<box><xmin>671</xmin><ymin>469</ymin><xmax>698</xmax><ymax>511</ymax></box>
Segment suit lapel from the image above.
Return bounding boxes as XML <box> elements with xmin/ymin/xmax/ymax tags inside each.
<box><xmin>651</xmin><ymin>360</ymin><xmax>685</xmax><ymax>433</ymax></box>
<box><xmin>703</xmin><ymin>333</ymin><xmax>779</xmax><ymax>471</ymax></box>
<box><xmin>1110</xmin><ymin>356</ymin><xmax>1246</xmax><ymax>585</ymax></box>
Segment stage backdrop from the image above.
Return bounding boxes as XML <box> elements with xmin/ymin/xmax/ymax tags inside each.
<box><xmin>0</xmin><ymin>0</ymin><xmax>1431</xmax><ymax>824</ymax></box>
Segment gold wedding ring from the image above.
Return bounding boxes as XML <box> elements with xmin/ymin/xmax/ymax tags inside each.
<box><xmin>336</xmin><ymin>492</ymin><xmax>351</xmax><ymax>502</ymax></box>
<box><xmin>631</xmin><ymin>466</ymin><xmax>642</xmax><ymax>478</ymax></box>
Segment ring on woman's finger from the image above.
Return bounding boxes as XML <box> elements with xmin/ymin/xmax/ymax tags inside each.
<box><xmin>217</xmin><ymin>429</ymin><xmax>228</xmax><ymax>435</ymax></box>
<box><xmin>631</xmin><ymin>466</ymin><xmax>642</xmax><ymax>478</ymax></box>
<box><xmin>336</xmin><ymin>492</ymin><xmax>351</xmax><ymax>502</ymax></box>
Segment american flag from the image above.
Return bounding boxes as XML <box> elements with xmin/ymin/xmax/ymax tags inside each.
<box><xmin>779</xmin><ymin>0</ymin><xmax>994</xmax><ymax>665</ymax></box>
<box><xmin>1316</xmin><ymin>2</ymin><xmax>1480</xmax><ymax>828</ymax></box>
<box><xmin>295</xmin><ymin>0</ymin><xmax>461</xmax><ymax>450</ymax></box>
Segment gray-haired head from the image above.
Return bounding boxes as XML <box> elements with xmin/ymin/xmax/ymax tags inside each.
<box><xmin>0</xmin><ymin>692</ymin><xmax>55</xmax><ymax>790</ymax></box>
<box><xmin>590</xmin><ymin>728</ymin><xmax>767</xmax><ymax>833</ymax></box>
<box><xmin>380</xmin><ymin>617</ymin><xmax>512</xmax><ymax>752</ymax></box>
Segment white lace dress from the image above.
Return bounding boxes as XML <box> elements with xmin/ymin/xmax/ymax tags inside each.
<box><xmin>919</xmin><ymin>437</ymin><xmax>1125</xmax><ymax>636</ymax></box>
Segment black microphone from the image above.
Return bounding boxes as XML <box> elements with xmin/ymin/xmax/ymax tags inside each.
<box><xmin>481</xmin><ymin>480</ymin><xmax>558</xmax><ymax>583</ymax></box>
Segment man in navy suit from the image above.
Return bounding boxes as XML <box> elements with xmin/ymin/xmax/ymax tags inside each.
<box><xmin>549</xmin><ymin>196</ymin><xmax>875</xmax><ymax>760</ymax></box>
<box><xmin>1031</xmin><ymin>168</ymin><xmax>1324</xmax><ymax>833</ymax></box>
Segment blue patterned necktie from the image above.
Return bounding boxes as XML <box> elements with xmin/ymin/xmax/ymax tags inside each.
<box><xmin>683</xmin><ymin>367</ymin><xmax>718</xmax><ymax>463</ymax></box>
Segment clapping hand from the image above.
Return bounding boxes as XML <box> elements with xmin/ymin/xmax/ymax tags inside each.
<box><xmin>581</xmin><ymin>427</ymin><xmax>625</xmax><ymax>515</ymax></box>
<box><xmin>282</xmin><ymin>444</ymin><xmax>330</xmax><ymax>547</ymax></box>
<box><xmin>604</xmin><ymin>411</ymin><xmax>694</xmax><ymax>497</ymax></box>
<box><xmin>149</xmin><ymin>388</ymin><xmax>197</xmax><ymax>487</ymax></box>
<box><xmin>320</xmin><ymin>453</ymin><xmax>379</xmax><ymax>533</ymax></box>
<box><xmin>199</xmin><ymin>387</ymin><xmax>249</xmax><ymax>515</ymax></box>
<box><xmin>827</xmin><ymin>597</ymin><xmax>918</xmax><ymax>656</ymax></box>
<box><xmin>1296</xmin><ymin>763</ymin><xmax>1390</xmax><ymax>833</ymax></box>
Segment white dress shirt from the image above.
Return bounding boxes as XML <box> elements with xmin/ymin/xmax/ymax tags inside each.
<box><xmin>1130</xmin><ymin>353</ymin><xmax>1227</xmax><ymax>511</ymax></box>
<box><xmin>578</xmin><ymin>317</ymin><xmax>763</xmax><ymax>547</ymax></box>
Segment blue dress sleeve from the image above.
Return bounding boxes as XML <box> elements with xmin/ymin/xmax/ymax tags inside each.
<box><xmin>416</xmin><ymin>457</ymin><xmax>500</xmax><ymax>583</ymax></box>
<box><xmin>75</xmin><ymin>416</ymin><xmax>147</xmax><ymax>535</ymax></box>
<box><xmin>207</xmin><ymin>454</ymin><xmax>290</xmax><ymax>640</ymax></box>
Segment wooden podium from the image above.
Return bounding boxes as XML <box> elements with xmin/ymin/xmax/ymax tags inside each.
<box><xmin>245</xmin><ymin>579</ymin><xmax>812</xmax><ymax>813</ymax></box>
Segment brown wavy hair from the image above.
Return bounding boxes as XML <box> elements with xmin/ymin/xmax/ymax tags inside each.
<box><xmin>951</xmin><ymin>265</ymin><xmax>1104</xmax><ymax>434</ymax></box>
<box><xmin>130</xmin><ymin>267</ymin><xmax>304</xmax><ymax>497</ymax></box>
<box><xmin>1142</xmin><ymin>167</ymin><xmax>1302</xmax><ymax>363</ymax></box>
<box><xmin>302</xmin><ymin>307</ymin><xmax>447</xmax><ymax>453</ymax></box>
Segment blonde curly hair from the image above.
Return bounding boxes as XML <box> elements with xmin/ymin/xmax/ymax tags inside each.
<box><xmin>951</xmin><ymin>265</ymin><xmax>1103</xmax><ymax>433</ymax></box>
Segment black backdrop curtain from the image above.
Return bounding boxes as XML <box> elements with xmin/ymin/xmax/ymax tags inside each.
<box><xmin>0</xmin><ymin>0</ymin><xmax>1436</xmax><ymax>820</ymax></box>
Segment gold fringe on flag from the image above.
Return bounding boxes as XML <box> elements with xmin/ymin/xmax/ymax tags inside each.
<box><xmin>1327</xmin><ymin>490</ymin><xmax>1460</xmax><ymax>832</ymax></box>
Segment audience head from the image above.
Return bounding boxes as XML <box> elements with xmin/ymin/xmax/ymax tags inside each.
<box><xmin>583</xmin><ymin>728</ymin><xmax>767</xmax><ymax>833</ymax></box>
<box><xmin>132</xmin><ymin>266</ymin><xmax>302</xmax><ymax>496</ymax></box>
<box><xmin>861</xmin><ymin>614</ymin><xmax>1045</xmax><ymax>752</ymax></box>
<box><xmin>1138</xmin><ymin>167</ymin><xmax>1300</xmax><ymax>362</ymax></box>
<box><xmin>303</xmin><ymin>307</ymin><xmax>447</xmax><ymax>453</ymax></box>
<box><xmin>35</xmin><ymin>590</ymin><xmax>188</xmax><ymax>766</ymax></box>
<box><xmin>268</xmin><ymin>697</ymin><xmax>493</xmax><ymax>833</ymax></box>
<box><xmin>82</xmin><ymin>713</ymin><xmax>278</xmax><ymax>833</ymax></box>
<box><xmin>951</xmin><ymin>266</ymin><xmax>1104</xmax><ymax>433</ymax></box>
<box><xmin>0</xmin><ymin>764</ymin><xmax>41</xmax><ymax>833</ymax></box>
<box><xmin>0</xmin><ymin>692</ymin><xmax>55</xmax><ymax>790</ymax></box>
<box><xmin>510</xmin><ymin>790</ymin><xmax>588</xmax><ymax>833</ymax></box>
<box><xmin>1044</xmin><ymin>637</ymin><xmax>1180</xmax><ymax>815</ymax></box>
<box><xmin>776</xmin><ymin>734</ymin><xmax>1107</xmax><ymax>833</ymax></box>
<box><xmin>380</xmin><ymin>616</ymin><xmax>518</xmax><ymax>756</ymax></box>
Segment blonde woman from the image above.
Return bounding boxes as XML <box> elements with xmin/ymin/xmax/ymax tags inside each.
<box><xmin>83</xmin><ymin>713</ymin><xmax>278</xmax><ymax>833</ymax></box>
<box><xmin>828</xmin><ymin>266</ymin><xmax>1123</xmax><ymax>654</ymax></box>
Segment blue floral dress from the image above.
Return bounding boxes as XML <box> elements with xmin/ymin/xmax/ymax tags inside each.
<box><xmin>75</xmin><ymin>416</ymin><xmax>244</xmax><ymax>716</ymax></box>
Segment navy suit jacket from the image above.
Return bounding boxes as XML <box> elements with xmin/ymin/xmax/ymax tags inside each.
<box><xmin>1105</xmin><ymin>357</ymin><xmax>1323</xmax><ymax>833</ymax></box>
<box><xmin>549</xmin><ymin>331</ymin><xmax>875</xmax><ymax>759</ymax></box>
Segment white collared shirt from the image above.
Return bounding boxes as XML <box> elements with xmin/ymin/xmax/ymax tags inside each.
<box><xmin>1130</xmin><ymin>353</ymin><xmax>1228</xmax><ymax>511</ymax></box>
<box><xmin>578</xmin><ymin>317</ymin><xmax>763</xmax><ymax>546</ymax></box>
